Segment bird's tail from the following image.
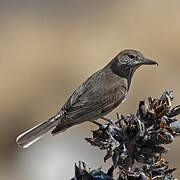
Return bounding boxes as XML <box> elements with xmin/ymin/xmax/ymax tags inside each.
<box><xmin>16</xmin><ymin>114</ymin><xmax>62</xmax><ymax>148</ymax></box>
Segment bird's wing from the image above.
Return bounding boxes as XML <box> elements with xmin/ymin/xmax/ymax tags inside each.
<box><xmin>61</xmin><ymin>70</ymin><xmax>105</xmax><ymax>116</ymax></box>
<box><xmin>64</xmin><ymin>84</ymin><xmax>127</xmax><ymax>118</ymax></box>
<box><xmin>52</xmin><ymin>70</ymin><xmax>128</xmax><ymax>134</ymax></box>
<box><xmin>52</xmin><ymin>86</ymin><xmax>126</xmax><ymax>135</ymax></box>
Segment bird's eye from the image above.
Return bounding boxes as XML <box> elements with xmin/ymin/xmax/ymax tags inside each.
<box><xmin>128</xmin><ymin>54</ymin><xmax>135</xmax><ymax>59</ymax></box>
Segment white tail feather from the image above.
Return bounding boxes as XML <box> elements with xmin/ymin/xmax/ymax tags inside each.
<box><xmin>16</xmin><ymin>115</ymin><xmax>60</xmax><ymax>148</ymax></box>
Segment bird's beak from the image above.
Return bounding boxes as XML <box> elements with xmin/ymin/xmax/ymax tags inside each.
<box><xmin>141</xmin><ymin>58</ymin><xmax>158</xmax><ymax>66</ymax></box>
<box><xmin>131</xmin><ymin>58</ymin><xmax>158</xmax><ymax>67</ymax></box>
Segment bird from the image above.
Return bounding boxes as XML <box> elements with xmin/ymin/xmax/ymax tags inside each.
<box><xmin>16</xmin><ymin>49</ymin><xmax>158</xmax><ymax>148</ymax></box>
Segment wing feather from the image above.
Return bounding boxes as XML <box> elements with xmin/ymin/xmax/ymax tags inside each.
<box><xmin>52</xmin><ymin>69</ymin><xmax>128</xmax><ymax>134</ymax></box>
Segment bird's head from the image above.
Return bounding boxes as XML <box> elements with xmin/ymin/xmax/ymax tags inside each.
<box><xmin>109</xmin><ymin>49</ymin><xmax>158</xmax><ymax>78</ymax></box>
<box><xmin>116</xmin><ymin>49</ymin><xmax>158</xmax><ymax>69</ymax></box>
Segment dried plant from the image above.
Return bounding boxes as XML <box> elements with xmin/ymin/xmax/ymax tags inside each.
<box><xmin>72</xmin><ymin>91</ymin><xmax>180</xmax><ymax>180</ymax></box>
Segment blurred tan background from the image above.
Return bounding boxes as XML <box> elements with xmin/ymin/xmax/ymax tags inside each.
<box><xmin>1</xmin><ymin>0</ymin><xmax>180</xmax><ymax>179</ymax></box>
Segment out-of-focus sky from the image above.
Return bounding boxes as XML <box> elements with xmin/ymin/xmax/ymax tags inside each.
<box><xmin>0</xmin><ymin>0</ymin><xmax>180</xmax><ymax>179</ymax></box>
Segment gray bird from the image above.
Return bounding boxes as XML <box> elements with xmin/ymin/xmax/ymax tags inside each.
<box><xmin>16</xmin><ymin>49</ymin><xmax>158</xmax><ymax>148</ymax></box>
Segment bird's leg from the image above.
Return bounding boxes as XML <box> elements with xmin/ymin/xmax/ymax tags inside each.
<box><xmin>90</xmin><ymin>120</ymin><xmax>102</xmax><ymax>126</ymax></box>
<box><xmin>101</xmin><ymin>116</ymin><xmax>114</xmax><ymax>124</ymax></box>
